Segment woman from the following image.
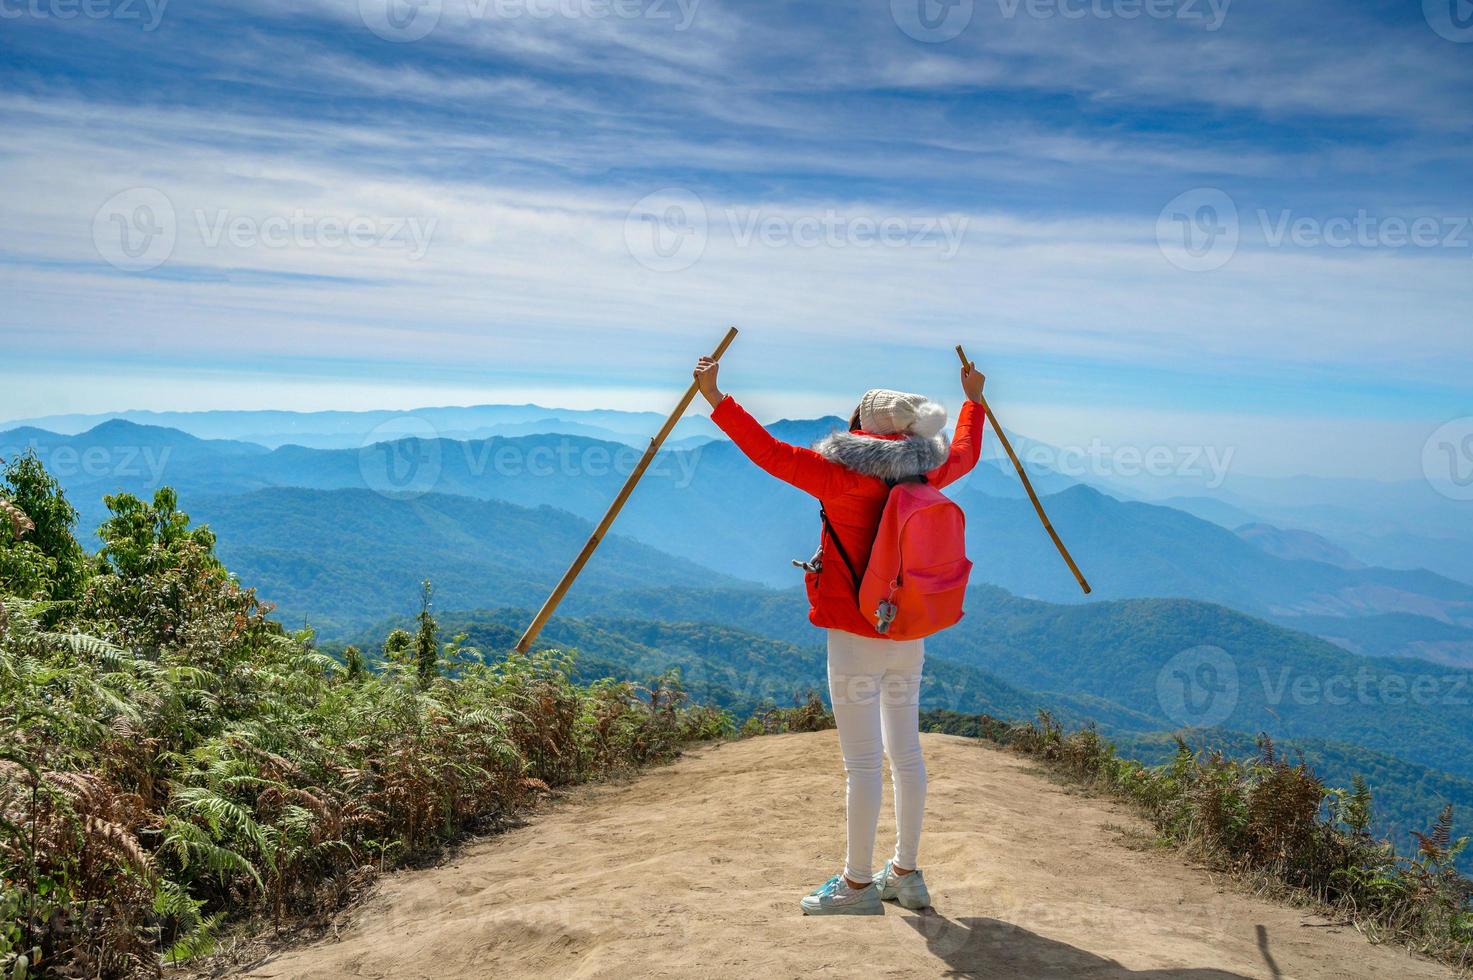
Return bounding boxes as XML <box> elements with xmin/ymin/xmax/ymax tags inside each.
<box><xmin>693</xmin><ymin>355</ymin><xmax>987</xmax><ymax>916</ymax></box>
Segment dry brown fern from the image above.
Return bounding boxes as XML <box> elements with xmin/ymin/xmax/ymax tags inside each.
<box><xmin>0</xmin><ymin>495</ymin><xmax>33</xmax><ymax>538</ymax></box>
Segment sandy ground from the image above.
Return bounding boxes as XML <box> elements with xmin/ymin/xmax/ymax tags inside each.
<box><xmin>238</xmin><ymin>732</ymin><xmax>1454</xmax><ymax>979</ymax></box>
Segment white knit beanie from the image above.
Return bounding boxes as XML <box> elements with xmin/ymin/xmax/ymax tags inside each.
<box><xmin>857</xmin><ymin>389</ymin><xmax>947</xmax><ymax>438</ymax></box>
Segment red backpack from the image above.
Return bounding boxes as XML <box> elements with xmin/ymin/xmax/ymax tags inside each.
<box><xmin>823</xmin><ymin>481</ymin><xmax>972</xmax><ymax>640</ymax></box>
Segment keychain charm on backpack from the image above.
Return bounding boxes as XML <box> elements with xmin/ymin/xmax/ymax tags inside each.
<box><xmin>874</xmin><ymin>598</ymin><xmax>898</xmax><ymax>634</ymax></box>
<box><xmin>792</xmin><ymin>547</ymin><xmax>823</xmax><ymax>574</ymax></box>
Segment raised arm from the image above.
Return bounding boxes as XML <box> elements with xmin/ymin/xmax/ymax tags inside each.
<box><xmin>695</xmin><ymin>358</ymin><xmax>853</xmax><ymax>499</ymax></box>
<box><xmin>927</xmin><ymin>361</ymin><xmax>988</xmax><ymax>488</ymax></box>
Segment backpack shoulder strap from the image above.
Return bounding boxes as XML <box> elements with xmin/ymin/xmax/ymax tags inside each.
<box><xmin>819</xmin><ymin>507</ymin><xmax>862</xmax><ymax>594</ymax></box>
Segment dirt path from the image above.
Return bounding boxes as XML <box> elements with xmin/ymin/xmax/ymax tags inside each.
<box><xmin>239</xmin><ymin>732</ymin><xmax>1453</xmax><ymax>979</ymax></box>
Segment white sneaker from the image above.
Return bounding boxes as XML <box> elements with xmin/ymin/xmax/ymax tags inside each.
<box><xmin>799</xmin><ymin>874</ymin><xmax>883</xmax><ymax>915</ymax></box>
<box><xmin>874</xmin><ymin>861</ymin><xmax>931</xmax><ymax>909</ymax></box>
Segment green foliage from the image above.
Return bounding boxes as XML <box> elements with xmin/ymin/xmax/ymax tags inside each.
<box><xmin>739</xmin><ymin>691</ymin><xmax>835</xmax><ymax>737</ymax></box>
<box><xmin>353</xmin><ymin>607</ymin><xmax>1047</xmax><ymax>725</ymax></box>
<box><xmin>0</xmin><ymin>465</ymin><xmax>731</xmax><ymax>979</ymax></box>
<box><xmin>81</xmin><ymin>488</ymin><xmax>263</xmax><ymax>653</ymax></box>
<box><xmin>413</xmin><ymin>581</ymin><xmax>438</xmax><ymax>684</ymax></box>
<box><xmin>0</xmin><ymin>453</ymin><xmax>90</xmax><ymax>603</ymax></box>
<box><xmin>919</xmin><ymin>708</ymin><xmax>1015</xmax><ymax>743</ymax></box>
<box><xmin>94</xmin><ymin>487</ymin><xmax>219</xmax><ymax>581</ymax></box>
<box><xmin>382</xmin><ymin>628</ymin><xmax>412</xmax><ymax>664</ymax></box>
<box><xmin>343</xmin><ymin>645</ymin><xmax>365</xmax><ymax>680</ymax></box>
<box><xmin>1106</xmin><ymin>726</ymin><xmax>1473</xmax><ymax>876</ymax></box>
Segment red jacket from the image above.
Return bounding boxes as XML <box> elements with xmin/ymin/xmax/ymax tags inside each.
<box><xmin>710</xmin><ymin>395</ymin><xmax>986</xmax><ymax>637</ymax></box>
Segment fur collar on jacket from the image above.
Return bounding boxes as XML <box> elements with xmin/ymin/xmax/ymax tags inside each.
<box><xmin>813</xmin><ymin>429</ymin><xmax>948</xmax><ymax>481</ymax></box>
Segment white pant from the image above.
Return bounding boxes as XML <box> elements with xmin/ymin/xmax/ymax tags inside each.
<box><xmin>826</xmin><ymin>629</ymin><xmax>926</xmax><ymax>885</ymax></box>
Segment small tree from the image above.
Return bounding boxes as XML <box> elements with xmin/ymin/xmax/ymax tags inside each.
<box><xmin>343</xmin><ymin>644</ymin><xmax>366</xmax><ymax>680</ymax></box>
<box><xmin>95</xmin><ymin>487</ymin><xmax>219</xmax><ymax>580</ymax></box>
<box><xmin>414</xmin><ymin>580</ymin><xmax>439</xmax><ymax>683</ymax></box>
<box><xmin>84</xmin><ymin>488</ymin><xmax>257</xmax><ymax>650</ymax></box>
<box><xmin>0</xmin><ymin>452</ymin><xmax>90</xmax><ymax>601</ymax></box>
<box><xmin>383</xmin><ymin>628</ymin><xmax>412</xmax><ymax>663</ymax></box>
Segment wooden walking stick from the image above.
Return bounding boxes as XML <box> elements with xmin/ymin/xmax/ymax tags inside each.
<box><xmin>515</xmin><ymin>326</ymin><xmax>740</xmax><ymax>653</ymax></box>
<box><xmin>957</xmin><ymin>345</ymin><xmax>1091</xmax><ymax>595</ymax></box>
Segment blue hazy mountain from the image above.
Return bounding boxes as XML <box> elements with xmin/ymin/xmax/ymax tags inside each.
<box><xmin>11</xmin><ymin>405</ymin><xmax>1463</xmax><ymax>585</ymax></box>
<box><xmin>1234</xmin><ymin>522</ymin><xmax>1365</xmax><ymax>568</ymax></box>
<box><xmin>2</xmin><ymin>404</ymin><xmax>724</xmax><ymax>450</ymax></box>
<box><xmin>7</xmin><ymin>419</ymin><xmax>1470</xmax><ymax>665</ymax></box>
<box><xmin>184</xmin><ymin>487</ymin><xmax>758</xmax><ymax>637</ymax></box>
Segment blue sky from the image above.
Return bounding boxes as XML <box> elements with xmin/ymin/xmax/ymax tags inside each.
<box><xmin>2</xmin><ymin>0</ymin><xmax>1471</xmax><ymax>478</ymax></box>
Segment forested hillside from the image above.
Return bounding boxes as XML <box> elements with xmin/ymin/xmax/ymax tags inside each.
<box><xmin>190</xmin><ymin>487</ymin><xmax>753</xmax><ymax>636</ymax></box>
<box><xmin>561</xmin><ymin>583</ymin><xmax>1473</xmax><ymax>776</ymax></box>
<box><xmin>347</xmin><ymin>608</ymin><xmax>1126</xmax><ymax>728</ymax></box>
<box><xmin>8</xmin><ymin>419</ymin><xmax>1468</xmax><ymax>666</ymax></box>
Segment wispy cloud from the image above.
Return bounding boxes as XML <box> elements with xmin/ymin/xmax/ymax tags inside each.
<box><xmin>1</xmin><ymin>0</ymin><xmax>1470</xmax><ymax>479</ymax></box>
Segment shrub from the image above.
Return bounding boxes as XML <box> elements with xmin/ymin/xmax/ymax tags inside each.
<box><xmin>0</xmin><ymin>474</ymin><xmax>734</xmax><ymax>978</ymax></box>
<box><xmin>740</xmin><ymin>691</ymin><xmax>835</xmax><ymax>736</ymax></box>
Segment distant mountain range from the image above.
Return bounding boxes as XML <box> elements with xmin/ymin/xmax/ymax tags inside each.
<box><xmin>4</xmin><ymin>414</ymin><xmax>1470</xmax><ymax>667</ymax></box>
<box><xmin>1149</xmin><ymin>474</ymin><xmax>1473</xmax><ymax>586</ymax></box>
<box><xmin>955</xmin><ymin>484</ymin><xmax>1473</xmax><ymax>639</ymax></box>
<box><xmin>8</xmin><ymin>403</ymin><xmax>1466</xmax><ymax>575</ymax></box>
<box><xmin>2</xmin><ymin>404</ymin><xmax>724</xmax><ymax>451</ymax></box>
